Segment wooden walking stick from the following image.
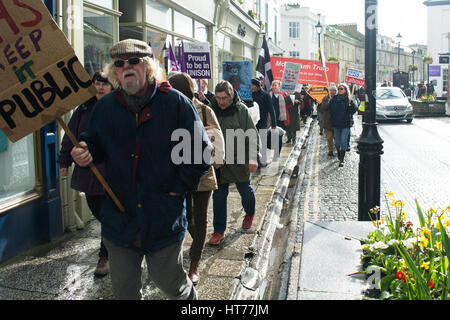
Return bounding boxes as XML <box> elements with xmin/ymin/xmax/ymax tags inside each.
<box><xmin>57</xmin><ymin>117</ymin><xmax>125</xmax><ymax>213</ymax></box>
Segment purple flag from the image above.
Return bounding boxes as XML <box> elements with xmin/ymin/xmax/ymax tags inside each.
<box><xmin>168</xmin><ymin>43</ymin><xmax>180</xmax><ymax>72</ymax></box>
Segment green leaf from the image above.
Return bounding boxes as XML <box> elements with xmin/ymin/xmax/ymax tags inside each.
<box><xmin>415</xmin><ymin>200</ymin><xmax>426</xmax><ymax>229</ymax></box>
<box><xmin>438</xmin><ymin>218</ymin><xmax>450</xmax><ymax>272</ymax></box>
<box><xmin>380</xmin><ymin>274</ymin><xmax>395</xmax><ymax>292</ymax></box>
<box><xmin>397</xmin><ymin>245</ymin><xmax>431</xmax><ymax>300</ymax></box>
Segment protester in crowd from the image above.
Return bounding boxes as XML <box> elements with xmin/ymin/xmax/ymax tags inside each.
<box><xmin>417</xmin><ymin>82</ymin><xmax>426</xmax><ymax>99</ymax></box>
<box><xmin>317</xmin><ymin>85</ymin><xmax>336</xmax><ymax>157</ymax></box>
<box><xmin>167</xmin><ymin>72</ymin><xmax>224</xmax><ymax>286</ymax></box>
<box><xmin>70</xmin><ymin>39</ymin><xmax>211</xmax><ymax>300</ymax></box>
<box><xmin>259</xmin><ymin>75</ymin><xmax>267</xmax><ymax>91</ymax></box>
<box><xmin>57</xmin><ymin>72</ymin><xmax>113</xmax><ymax>277</ymax></box>
<box><xmin>208</xmin><ymin>80</ymin><xmax>260</xmax><ymax>245</ymax></box>
<box><xmin>300</xmin><ymin>85</ymin><xmax>313</xmax><ymax>123</ymax></box>
<box><xmin>284</xmin><ymin>91</ymin><xmax>299</xmax><ymax>144</ymax></box>
<box><xmin>269</xmin><ymin>80</ymin><xmax>288</xmax><ymax>130</ymax></box>
<box><xmin>195</xmin><ymin>78</ymin><xmax>215</xmax><ymax>105</ymax></box>
<box><xmin>329</xmin><ymin>83</ymin><xmax>357</xmax><ymax>167</ymax></box>
<box><xmin>381</xmin><ymin>80</ymin><xmax>388</xmax><ymax>87</ymax></box>
<box><xmin>251</xmin><ymin>78</ymin><xmax>277</xmax><ymax>165</ymax></box>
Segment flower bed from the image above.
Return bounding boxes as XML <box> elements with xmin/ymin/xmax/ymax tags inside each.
<box><xmin>361</xmin><ymin>192</ymin><xmax>450</xmax><ymax>300</ymax></box>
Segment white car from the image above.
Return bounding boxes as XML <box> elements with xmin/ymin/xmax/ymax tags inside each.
<box><xmin>376</xmin><ymin>87</ymin><xmax>414</xmax><ymax>123</ymax></box>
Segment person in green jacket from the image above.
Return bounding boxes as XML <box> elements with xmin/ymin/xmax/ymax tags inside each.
<box><xmin>208</xmin><ymin>81</ymin><xmax>260</xmax><ymax>245</ymax></box>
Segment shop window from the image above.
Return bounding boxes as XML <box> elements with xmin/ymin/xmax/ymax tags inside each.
<box><xmin>174</xmin><ymin>11</ymin><xmax>193</xmax><ymax>39</ymax></box>
<box><xmin>0</xmin><ymin>133</ymin><xmax>36</xmax><ymax>206</ymax></box>
<box><xmin>85</xmin><ymin>0</ymin><xmax>113</xmax><ymax>9</ymax></box>
<box><xmin>146</xmin><ymin>0</ymin><xmax>172</xmax><ymax>31</ymax></box>
<box><xmin>84</xmin><ymin>8</ymin><xmax>114</xmax><ymax>76</ymax></box>
<box><xmin>119</xmin><ymin>26</ymin><xmax>144</xmax><ymax>41</ymax></box>
<box><xmin>244</xmin><ymin>46</ymin><xmax>253</xmax><ymax>60</ymax></box>
<box><xmin>217</xmin><ymin>32</ymin><xmax>231</xmax><ymax>52</ymax></box>
<box><xmin>195</xmin><ymin>21</ymin><xmax>208</xmax><ymax>42</ymax></box>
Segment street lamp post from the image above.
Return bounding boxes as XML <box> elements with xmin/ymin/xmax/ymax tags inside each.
<box><xmin>357</xmin><ymin>0</ymin><xmax>384</xmax><ymax>221</ymax></box>
<box><xmin>396</xmin><ymin>33</ymin><xmax>402</xmax><ymax>72</ymax></box>
<box><xmin>315</xmin><ymin>14</ymin><xmax>323</xmax><ymax>60</ymax></box>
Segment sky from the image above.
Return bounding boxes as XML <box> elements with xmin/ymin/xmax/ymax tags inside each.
<box><xmin>288</xmin><ymin>0</ymin><xmax>428</xmax><ymax>46</ymax></box>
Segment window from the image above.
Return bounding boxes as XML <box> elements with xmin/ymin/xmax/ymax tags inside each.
<box><xmin>84</xmin><ymin>7</ymin><xmax>114</xmax><ymax>76</ymax></box>
<box><xmin>174</xmin><ymin>10</ymin><xmax>193</xmax><ymax>38</ymax></box>
<box><xmin>289</xmin><ymin>22</ymin><xmax>300</xmax><ymax>39</ymax></box>
<box><xmin>244</xmin><ymin>46</ymin><xmax>253</xmax><ymax>59</ymax></box>
<box><xmin>194</xmin><ymin>21</ymin><xmax>208</xmax><ymax>42</ymax></box>
<box><xmin>289</xmin><ymin>51</ymin><xmax>300</xmax><ymax>58</ymax></box>
<box><xmin>217</xmin><ymin>32</ymin><xmax>231</xmax><ymax>52</ymax></box>
<box><xmin>0</xmin><ymin>133</ymin><xmax>36</xmax><ymax>205</ymax></box>
<box><xmin>146</xmin><ymin>0</ymin><xmax>172</xmax><ymax>30</ymax></box>
<box><xmin>443</xmin><ymin>68</ymin><xmax>448</xmax><ymax>93</ymax></box>
<box><xmin>85</xmin><ymin>0</ymin><xmax>113</xmax><ymax>9</ymax></box>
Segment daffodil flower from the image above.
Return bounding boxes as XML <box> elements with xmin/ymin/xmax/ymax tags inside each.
<box><xmin>421</xmin><ymin>261</ymin><xmax>430</xmax><ymax>270</ymax></box>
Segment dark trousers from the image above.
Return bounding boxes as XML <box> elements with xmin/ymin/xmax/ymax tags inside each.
<box><xmin>85</xmin><ymin>195</ymin><xmax>108</xmax><ymax>258</ymax></box>
<box><xmin>186</xmin><ymin>191</ymin><xmax>212</xmax><ymax>262</ymax></box>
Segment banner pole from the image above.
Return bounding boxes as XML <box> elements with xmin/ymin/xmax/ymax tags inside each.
<box><xmin>56</xmin><ymin>117</ymin><xmax>125</xmax><ymax>213</ymax></box>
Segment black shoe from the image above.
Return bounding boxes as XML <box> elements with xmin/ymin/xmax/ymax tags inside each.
<box><xmin>328</xmin><ymin>151</ymin><xmax>334</xmax><ymax>157</ymax></box>
<box><xmin>346</xmin><ymin>147</ymin><xmax>351</xmax><ymax>151</ymax></box>
<box><xmin>339</xmin><ymin>161</ymin><xmax>344</xmax><ymax>167</ymax></box>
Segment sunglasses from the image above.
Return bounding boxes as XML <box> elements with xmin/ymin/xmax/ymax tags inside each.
<box><xmin>338</xmin><ymin>87</ymin><xmax>345</xmax><ymax>90</ymax></box>
<box><xmin>113</xmin><ymin>57</ymin><xmax>142</xmax><ymax>68</ymax></box>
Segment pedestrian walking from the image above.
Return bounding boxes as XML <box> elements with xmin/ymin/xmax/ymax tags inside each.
<box><xmin>269</xmin><ymin>80</ymin><xmax>288</xmax><ymax>157</ymax></box>
<box><xmin>195</xmin><ymin>78</ymin><xmax>215</xmax><ymax>106</ymax></box>
<box><xmin>300</xmin><ymin>85</ymin><xmax>313</xmax><ymax>123</ymax></box>
<box><xmin>269</xmin><ymin>80</ymin><xmax>287</xmax><ymax>130</ymax></box>
<box><xmin>284</xmin><ymin>92</ymin><xmax>299</xmax><ymax>144</ymax></box>
<box><xmin>70</xmin><ymin>39</ymin><xmax>211</xmax><ymax>300</ymax></box>
<box><xmin>329</xmin><ymin>83</ymin><xmax>357</xmax><ymax>167</ymax></box>
<box><xmin>208</xmin><ymin>81</ymin><xmax>260</xmax><ymax>245</ymax></box>
<box><xmin>57</xmin><ymin>71</ymin><xmax>113</xmax><ymax>277</ymax></box>
<box><xmin>167</xmin><ymin>72</ymin><xmax>225</xmax><ymax>286</ymax></box>
<box><xmin>317</xmin><ymin>85</ymin><xmax>336</xmax><ymax>157</ymax></box>
<box><xmin>251</xmin><ymin>78</ymin><xmax>276</xmax><ymax>165</ymax></box>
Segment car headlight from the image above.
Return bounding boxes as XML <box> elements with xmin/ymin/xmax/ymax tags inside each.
<box><xmin>406</xmin><ymin>103</ymin><xmax>413</xmax><ymax>110</ymax></box>
<box><xmin>376</xmin><ymin>103</ymin><xmax>386</xmax><ymax>111</ymax></box>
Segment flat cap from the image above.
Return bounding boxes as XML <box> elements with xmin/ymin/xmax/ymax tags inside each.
<box><xmin>110</xmin><ymin>39</ymin><xmax>153</xmax><ymax>59</ymax></box>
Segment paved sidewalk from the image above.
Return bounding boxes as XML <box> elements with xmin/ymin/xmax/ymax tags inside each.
<box><xmin>0</xmin><ymin>123</ymin><xmax>310</xmax><ymax>300</ymax></box>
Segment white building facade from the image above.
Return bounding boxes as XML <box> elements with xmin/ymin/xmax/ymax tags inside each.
<box><xmin>424</xmin><ymin>0</ymin><xmax>450</xmax><ymax>98</ymax></box>
<box><xmin>279</xmin><ymin>4</ymin><xmax>322</xmax><ymax>60</ymax></box>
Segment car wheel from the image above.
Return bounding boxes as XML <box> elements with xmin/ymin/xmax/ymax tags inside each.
<box><xmin>406</xmin><ymin>118</ymin><xmax>413</xmax><ymax>123</ymax></box>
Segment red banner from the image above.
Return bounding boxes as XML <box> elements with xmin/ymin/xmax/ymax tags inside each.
<box><xmin>271</xmin><ymin>56</ymin><xmax>338</xmax><ymax>87</ymax></box>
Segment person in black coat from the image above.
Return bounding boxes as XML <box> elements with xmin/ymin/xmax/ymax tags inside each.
<box><xmin>57</xmin><ymin>72</ymin><xmax>113</xmax><ymax>276</ymax></box>
<box><xmin>251</xmin><ymin>78</ymin><xmax>277</xmax><ymax>165</ymax></box>
<box><xmin>329</xmin><ymin>83</ymin><xmax>357</xmax><ymax>167</ymax></box>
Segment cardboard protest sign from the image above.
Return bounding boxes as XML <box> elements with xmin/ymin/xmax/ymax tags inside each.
<box><xmin>148</xmin><ymin>31</ymin><xmax>167</xmax><ymax>61</ymax></box>
<box><xmin>0</xmin><ymin>0</ymin><xmax>96</xmax><ymax>142</ymax></box>
<box><xmin>222</xmin><ymin>60</ymin><xmax>252</xmax><ymax>101</ymax></box>
<box><xmin>345</xmin><ymin>68</ymin><xmax>365</xmax><ymax>86</ymax></box>
<box><xmin>307</xmin><ymin>85</ymin><xmax>329</xmax><ymax>104</ymax></box>
<box><xmin>281</xmin><ymin>62</ymin><xmax>301</xmax><ymax>92</ymax></box>
<box><xmin>182</xmin><ymin>42</ymin><xmax>211</xmax><ymax>79</ymax></box>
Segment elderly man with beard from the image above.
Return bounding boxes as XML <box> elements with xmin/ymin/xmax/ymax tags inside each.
<box><xmin>70</xmin><ymin>39</ymin><xmax>211</xmax><ymax>300</ymax></box>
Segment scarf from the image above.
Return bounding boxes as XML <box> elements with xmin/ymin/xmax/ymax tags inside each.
<box><xmin>121</xmin><ymin>82</ymin><xmax>156</xmax><ymax>114</ymax></box>
<box><xmin>333</xmin><ymin>94</ymin><xmax>349</xmax><ymax>106</ymax></box>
